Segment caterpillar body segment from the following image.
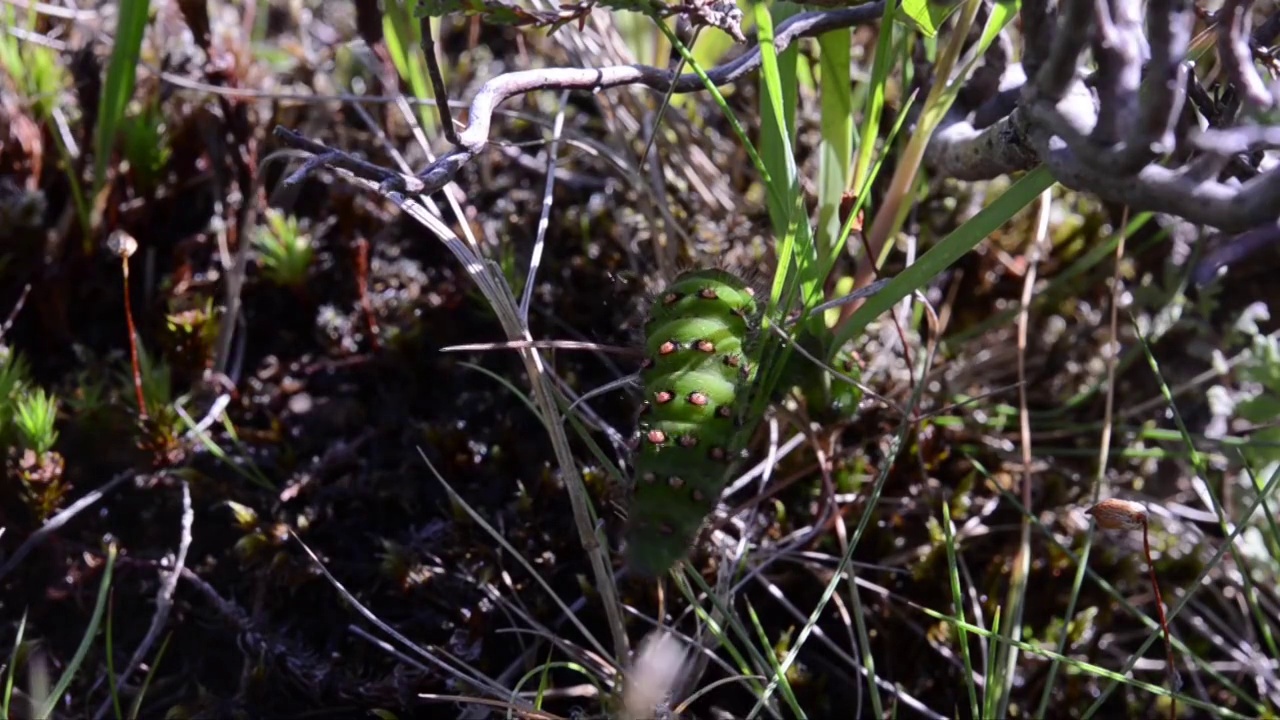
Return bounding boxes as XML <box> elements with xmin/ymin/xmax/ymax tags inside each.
<box><xmin>624</xmin><ymin>269</ymin><xmax>761</xmax><ymax>577</ymax></box>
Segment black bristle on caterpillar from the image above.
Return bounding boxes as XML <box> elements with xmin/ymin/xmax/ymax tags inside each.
<box><xmin>623</xmin><ymin>268</ymin><xmax>761</xmax><ymax>577</ymax></box>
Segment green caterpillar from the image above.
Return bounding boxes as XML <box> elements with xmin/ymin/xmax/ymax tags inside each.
<box><xmin>620</xmin><ymin>269</ymin><xmax>877</xmax><ymax>576</ymax></box>
<box><xmin>624</xmin><ymin>269</ymin><xmax>761</xmax><ymax>577</ymax></box>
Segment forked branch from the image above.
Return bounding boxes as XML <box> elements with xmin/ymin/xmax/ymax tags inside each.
<box><xmin>275</xmin><ymin>1</ymin><xmax>1280</xmax><ymax>236</ymax></box>
<box><xmin>930</xmin><ymin>0</ymin><xmax>1280</xmax><ymax>233</ymax></box>
<box><xmin>275</xmin><ymin>4</ymin><xmax>885</xmax><ymax>193</ymax></box>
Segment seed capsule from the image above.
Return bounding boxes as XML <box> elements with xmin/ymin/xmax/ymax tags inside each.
<box><xmin>1087</xmin><ymin>498</ymin><xmax>1147</xmax><ymax>531</ymax></box>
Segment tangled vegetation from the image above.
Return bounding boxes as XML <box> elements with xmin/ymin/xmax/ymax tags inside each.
<box><xmin>2</xmin><ymin>0</ymin><xmax>1280</xmax><ymax>718</ymax></box>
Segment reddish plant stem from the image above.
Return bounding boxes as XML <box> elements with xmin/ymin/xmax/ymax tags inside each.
<box><xmin>1141</xmin><ymin>518</ymin><xmax>1177</xmax><ymax>720</ymax></box>
<box><xmin>353</xmin><ymin>237</ymin><xmax>380</xmax><ymax>351</ymax></box>
<box><xmin>121</xmin><ymin>256</ymin><xmax>148</xmax><ymax>420</ymax></box>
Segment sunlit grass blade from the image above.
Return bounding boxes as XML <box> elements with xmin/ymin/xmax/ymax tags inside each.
<box><xmin>980</xmin><ymin>465</ymin><xmax>1273</xmax><ymax>718</ymax></box>
<box><xmin>95</xmin><ymin>0</ymin><xmax>152</xmax><ymax>198</ymax></box>
<box><xmin>415</xmin><ymin>448</ymin><xmax>613</xmax><ymax>665</ymax></box>
<box><xmin>384</xmin><ymin>0</ymin><xmax>439</xmax><ymax>135</ymax></box>
<box><xmin>1080</xmin><ymin>313</ymin><xmax>1280</xmax><ymax>717</ymax></box>
<box><xmin>815</xmin><ymin>26</ymin><xmax>852</xmax><ymax>291</ymax></box>
<box><xmin>38</xmin><ymin>543</ymin><xmax>117</xmax><ymax>719</ymax></box>
<box><xmin>851</xmin><ymin>0</ymin><xmax>898</xmax><ymax>197</ymax></box>
<box><xmin>941</xmin><ymin>500</ymin><xmax>980</xmax><ymax>720</ymax></box>
<box><xmin>745</xmin><ymin>600</ymin><xmax>805</xmax><ymax>720</ymax></box>
<box><xmin>673</xmin><ymin>569</ymin><xmax>787</xmax><ymax>719</ymax></box>
<box><xmin>2</xmin><ymin>609</ymin><xmax>27</xmax><ymax>720</ymax></box>
<box><xmin>757</xmin><ymin>1</ymin><xmax>802</xmax><ymax>244</ymax></box>
<box><xmin>915</xmin><ymin>601</ymin><xmax>1257</xmax><ymax>719</ymax></box>
<box><xmin>747</xmin><ymin>354</ymin><xmax>933</xmax><ymax>719</ymax></box>
<box><xmin>859</xmin><ymin>0</ymin><xmax>1012</xmax><ymax>289</ymax></box>
<box><xmin>751</xmin><ymin>0</ymin><xmax>814</xmax><ymax>317</ymax></box>
<box><xmin>834</xmin><ymin>165</ymin><xmax>1057</xmax><ymax>348</ymax></box>
<box><xmin>127</xmin><ymin>632</ymin><xmax>172</xmax><ymax>720</ymax></box>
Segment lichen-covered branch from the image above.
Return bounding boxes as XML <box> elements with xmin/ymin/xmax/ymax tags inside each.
<box><xmin>1218</xmin><ymin>0</ymin><xmax>1276</xmax><ymax>111</ymax></box>
<box><xmin>928</xmin><ymin>0</ymin><xmax>1280</xmax><ymax>233</ymax></box>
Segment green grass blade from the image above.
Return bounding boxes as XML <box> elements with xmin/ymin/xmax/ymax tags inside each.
<box><xmin>752</xmin><ymin>0</ymin><xmax>812</xmax><ymax>313</ymax></box>
<box><xmin>815</xmin><ymin>27</ymin><xmax>853</xmax><ymax>287</ymax></box>
<box><xmin>384</xmin><ymin>0</ymin><xmax>439</xmax><ymax>134</ymax></box>
<box><xmin>2</xmin><ymin>609</ymin><xmax>27</xmax><ymax>720</ymax></box>
<box><xmin>95</xmin><ymin>0</ymin><xmax>151</xmax><ymax>198</ymax></box>
<box><xmin>1082</xmin><ymin>314</ymin><xmax>1280</xmax><ymax>717</ymax></box>
<box><xmin>745</xmin><ymin>601</ymin><xmax>805</xmax><ymax>720</ymax></box>
<box><xmin>757</xmin><ymin>1</ymin><xmax>801</xmax><ymax>243</ymax></box>
<box><xmin>915</xmin><ymin>601</ymin><xmax>1257</xmax><ymax>719</ymax></box>
<box><xmin>941</xmin><ymin>500</ymin><xmax>981</xmax><ymax>720</ymax></box>
<box><xmin>851</xmin><ymin>0</ymin><xmax>899</xmax><ymax>195</ymax></box>
<box><xmin>38</xmin><ymin>543</ymin><xmax>117</xmax><ymax>719</ymax></box>
<box><xmin>674</xmin><ymin>569</ymin><xmax>784</xmax><ymax>718</ymax></box>
<box><xmin>105</xmin><ymin>594</ymin><xmax>122</xmax><ymax>719</ymax></box>
<box><xmin>127</xmin><ymin>631</ymin><xmax>172</xmax><ymax>720</ymax></box>
<box><xmin>833</xmin><ymin>165</ymin><xmax>1056</xmax><ymax>348</ymax></box>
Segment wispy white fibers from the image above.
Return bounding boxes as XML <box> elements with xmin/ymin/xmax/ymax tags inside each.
<box><xmin>623</xmin><ymin>630</ymin><xmax>691</xmax><ymax>719</ymax></box>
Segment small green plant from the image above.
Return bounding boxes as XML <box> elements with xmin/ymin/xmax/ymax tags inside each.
<box><xmin>13</xmin><ymin>387</ymin><xmax>58</xmax><ymax>455</ymax></box>
<box><xmin>254</xmin><ymin>209</ymin><xmax>314</xmax><ymax>288</ymax></box>
<box><xmin>165</xmin><ymin>296</ymin><xmax>221</xmax><ymax>379</ymax></box>
<box><xmin>119</xmin><ymin>96</ymin><xmax>172</xmax><ymax>193</ymax></box>
<box><xmin>0</xmin><ymin>346</ymin><xmax>30</xmax><ymax>423</ymax></box>
<box><xmin>5</xmin><ymin>384</ymin><xmax>69</xmax><ymax>522</ymax></box>
<box><xmin>0</xmin><ymin>6</ymin><xmax>69</xmax><ymax>120</ymax></box>
<box><xmin>1</xmin><ymin>5</ymin><xmax>90</xmax><ymax>233</ymax></box>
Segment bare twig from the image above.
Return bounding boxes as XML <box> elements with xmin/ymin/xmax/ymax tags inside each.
<box><xmin>0</xmin><ymin>471</ymin><xmax>135</xmax><ymax>583</ymax></box>
<box><xmin>1026</xmin><ymin>0</ymin><xmax>1193</xmax><ymax>175</ymax></box>
<box><xmin>1035</xmin><ymin>0</ymin><xmax>1093</xmax><ymax>102</ymax></box>
<box><xmin>93</xmin><ymin>480</ymin><xmax>193</xmax><ymax>719</ymax></box>
<box><xmin>1090</xmin><ymin>0</ymin><xmax>1145</xmax><ymax>144</ymax></box>
<box><xmin>0</xmin><ymin>283</ymin><xmax>31</xmax><ymax>342</ymax></box>
<box><xmin>1192</xmin><ymin>222</ymin><xmax>1280</xmax><ymax>285</ymax></box>
<box><xmin>1020</xmin><ymin>0</ymin><xmax>1058</xmax><ymax>79</ymax></box>
<box><xmin>1217</xmin><ymin>0</ymin><xmax>1275</xmax><ymax>111</ymax></box>
<box><xmin>273</xmin><ymin>0</ymin><xmax>1280</xmax><ymax>232</ymax></box>
<box><xmin>274</xmin><ymin>5</ymin><xmax>886</xmax><ymax>195</ymax></box>
<box><xmin>419</xmin><ymin>15</ymin><xmax>460</xmax><ymax>145</ymax></box>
